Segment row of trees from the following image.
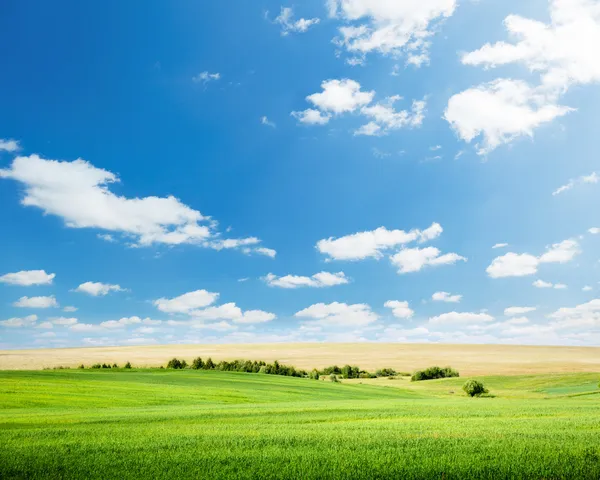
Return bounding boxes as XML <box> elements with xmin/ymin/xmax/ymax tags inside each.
<box><xmin>85</xmin><ymin>362</ymin><xmax>132</xmax><ymax>369</ymax></box>
<box><xmin>411</xmin><ymin>366</ymin><xmax>459</xmax><ymax>382</ymax></box>
<box><xmin>168</xmin><ymin>357</ymin><xmax>310</xmax><ymax>378</ymax></box>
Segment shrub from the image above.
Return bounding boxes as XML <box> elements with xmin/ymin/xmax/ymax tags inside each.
<box><xmin>258</xmin><ymin>365</ymin><xmax>268</xmax><ymax>374</ymax></box>
<box><xmin>411</xmin><ymin>366</ymin><xmax>460</xmax><ymax>382</ymax></box>
<box><xmin>166</xmin><ymin>358</ymin><xmax>187</xmax><ymax>369</ymax></box>
<box><xmin>203</xmin><ymin>357</ymin><xmax>215</xmax><ymax>370</ymax></box>
<box><xmin>463</xmin><ymin>379</ymin><xmax>488</xmax><ymax>397</ymax></box>
<box><xmin>78</xmin><ymin>364</ymin><xmax>85</xmax><ymax>369</ymax></box>
<box><xmin>341</xmin><ymin>365</ymin><xmax>361</xmax><ymax>379</ymax></box>
<box><xmin>375</xmin><ymin>368</ymin><xmax>397</xmax><ymax>378</ymax></box>
<box><xmin>112</xmin><ymin>363</ymin><xmax>118</xmax><ymax>369</ymax></box>
<box><xmin>309</xmin><ymin>369</ymin><xmax>320</xmax><ymax>380</ymax></box>
<box><xmin>329</xmin><ymin>374</ymin><xmax>340</xmax><ymax>383</ymax></box>
<box><xmin>191</xmin><ymin>357</ymin><xmax>204</xmax><ymax>370</ymax></box>
<box><xmin>101</xmin><ymin>363</ymin><xmax>111</xmax><ymax>369</ymax></box>
<box><xmin>124</xmin><ymin>361</ymin><xmax>132</xmax><ymax>369</ymax></box>
<box><xmin>359</xmin><ymin>372</ymin><xmax>376</xmax><ymax>379</ymax></box>
<box><xmin>322</xmin><ymin>365</ymin><xmax>341</xmax><ymax>375</ymax></box>
<box><xmin>91</xmin><ymin>363</ymin><xmax>101</xmax><ymax>369</ymax></box>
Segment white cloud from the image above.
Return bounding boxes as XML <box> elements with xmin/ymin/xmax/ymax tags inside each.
<box><xmin>295</xmin><ymin>302</ymin><xmax>378</xmax><ymax>327</ymax></box>
<box><xmin>432</xmin><ymin>291</ymin><xmax>462</xmax><ymax>303</ymax></box>
<box><xmin>190</xmin><ymin>302</ymin><xmax>276</xmax><ymax>324</ymax></box>
<box><xmin>261</xmin><ymin>116</ymin><xmax>276</xmax><ymax>128</ymax></box>
<box><xmin>36</xmin><ymin>322</ymin><xmax>53</xmax><ymax>329</ymax></box>
<box><xmin>487</xmin><ymin>239</ymin><xmax>580</xmax><ymax>278</ymax></box>
<box><xmin>329</xmin><ymin>0</ymin><xmax>457</xmax><ymax>66</ymax></box>
<box><xmin>154</xmin><ymin>289</ymin><xmax>219</xmax><ymax>314</ymax></box>
<box><xmin>444</xmin><ymin>79</ymin><xmax>572</xmax><ymax>155</ymax></box>
<box><xmin>254</xmin><ymin>247</ymin><xmax>277</xmax><ymax>258</ymax></box>
<box><xmin>583</xmin><ymin>285</ymin><xmax>593</xmax><ymax>292</ymax></box>
<box><xmin>430</xmin><ymin>145</ymin><xmax>442</xmax><ymax>151</ymax></box>
<box><xmin>355</xmin><ymin>97</ymin><xmax>426</xmax><ymax>136</ymax></box>
<box><xmin>97</xmin><ymin>233</ymin><xmax>116</xmax><ymax>242</ymax></box>
<box><xmin>317</xmin><ymin>222</ymin><xmax>442</xmax><ymax>261</ymax></box>
<box><xmin>70</xmin><ymin>323</ymin><xmax>103</xmax><ymax>332</ymax></box>
<box><xmin>589</xmin><ymin>227</ymin><xmax>600</xmax><ymax>234</ymax></box>
<box><xmin>291</xmin><ymin>109</ymin><xmax>331</xmax><ymax>125</ymax></box>
<box><xmin>0</xmin><ymin>155</ymin><xmax>269</xmax><ymax>252</ymax></box>
<box><xmin>384</xmin><ymin>300</ymin><xmax>414</xmax><ymax>319</ymax></box>
<box><xmin>190</xmin><ymin>321</ymin><xmax>237</xmax><ymax>331</ymax></box>
<box><xmin>0</xmin><ymin>139</ymin><xmax>20</xmax><ymax>152</ymax></box>
<box><xmin>274</xmin><ymin>7</ymin><xmax>320</xmax><ymax>35</ymax></box>
<box><xmin>429</xmin><ymin>311</ymin><xmax>494</xmax><ymax>325</ymax></box>
<box><xmin>533</xmin><ymin>279</ymin><xmax>567</xmax><ymax>289</ymax></box>
<box><xmin>74</xmin><ymin>282</ymin><xmax>125</xmax><ymax>297</ymax></box>
<box><xmin>390</xmin><ymin>246</ymin><xmax>466</xmax><ymax>274</ymax></box>
<box><xmin>13</xmin><ymin>295</ymin><xmax>58</xmax><ymax>308</ymax></box>
<box><xmin>63</xmin><ymin>306</ymin><xmax>78</xmax><ymax>312</ymax></box>
<box><xmin>0</xmin><ymin>314</ymin><xmax>37</xmax><ymax>327</ymax></box>
<box><xmin>504</xmin><ymin>306</ymin><xmax>536</xmax><ymax>316</ymax></box>
<box><xmin>492</xmin><ymin>243</ymin><xmax>509</xmax><ymax>249</ymax></box>
<box><xmin>264</xmin><ymin>271</ymin><xmax>349</xmax><ymax>289</ymax></box>
<box><xmin>100</xmin><ymin>316</ymin><xmax>143</xmax><ymax>329</ymax></box>
<box><xmin>552</xmin><ymin>172</ymin><xmax>599</xmax><ymax>196</ymax></box>
<box><xmin>306</xmin><ymin>79</ymin><xmax>374</xmax><ymax>114</ymax></box>
<box><xmin>449</xmin><ymin>0</ymin><xmax>600</xmax><ymax>154</ymax></box>
<box><xmin>0</xmin><ymin>269</ymin><xmax>55</xmax><ymax>286</ymax></box>
<box><xmin>505</xmin><ymin>316</ymin><xmax>530</xmax><ymax>325</ymax></box>
<box><xmin>192</xmin><ymin>71</ymin><xmax>221</xmax><ymax>84</ymax></box>
<box><xmin>549</xmin><ymin>299</ymin><xmax>600</xmax><ymax>329</ymax></box>
<box><xmin>51</xmin><ymin>317</ymin><xmax>78</xmax><ymax>326</ymax></box>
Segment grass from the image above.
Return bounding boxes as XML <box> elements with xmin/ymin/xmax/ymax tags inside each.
<box><xmin>1</xmin><ymin>369</ymin><xmax>600</xmax><ymax>479</ymax></box>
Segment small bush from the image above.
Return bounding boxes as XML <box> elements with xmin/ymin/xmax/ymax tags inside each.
<box><xmin>191</xmin><ymin>357</ymin><xmax>204</xmax><ymax>370</ymax></box>
<box><xmin>375</xmin><ymin>368</ymin><xmax>397</xmax><ymax>378</ymax></box>
<box><xmin>309</xmin><ymin>369</ymin><xmax>320</xmax><ymax>380</ymax></box>
<box><xmin>112</xmin><ymin>363</ymin><xmax>118</xmax><ymax>369</ymax></box>
<box><xmin>78</xmin><ymin>364</ymin><xmax>85</xmax><ymax>369</ymax></box>
<box><xmin>124</xmin><ymin>361</ymin><xmax>132</xmax><ymax>369</ymax></box>
<box><xmin>463</xmin><ymin>379</ymin><xmax>488</xmax><ymax>397</ymax></box>
<box><xmin>411</xmin><ymin>366</ymin><xmax>459</xmax><ymax>382</ymax></box>
<box><xmin>322</xmin><ymin>365</ymin><xmax>341</xmax><ymax>375</ymax></box>
<box><xmin>101</xmin><ymin>363</ymin><xmax>111</xmax><ymax>369</ymax></box>
<box><xmin>91</xmin><ymin>363</ymin><xmax>101</xmax><ymax>369</ymax></box>
<box><xmin>167</xmin><ymin>358</ymin><xmax>187</xmax><ymax>369</ymax></box>
<box><xmin>329</xmin><ymin>374</ymin><xmax>340</xmax><ymax>383</ymax></box>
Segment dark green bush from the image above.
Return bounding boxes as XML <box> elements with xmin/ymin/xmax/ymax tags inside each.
<box><xmin>101</xmin><ymin>363</ymin><xmax>111</xmax><ymax>369</ymax></box>
<box><xmin>411</xmin><ymin>366</ymin><xmax>459</xmax><ymax>381</ymax></box>
<box><xmin>124</xmin><ymin>361</ymin><xmax>132</xmax><ymax>369</ymax></box>
<box><xmin>166</xmin><ymin>358</ymin><xmax>187</xmax><ymax>369</ymax></box>
<box><xmin>203</xmin><ymin>357</ymin><xmax>215</xmax><ymax>370</ymax></box>
<box><xmin>78</xmin><ymin>364</ymin><xmax>85</xmax><ymax>369</ymax></box>
<box><xmin>463</xmin><ymin>379</ymin><xmax>488</xmax><ymax>397</ymax></box>
<box><xmin>91</xmin><ymin>363</ymin><xmax>101</xmax><ymax>369</ymax></box>
<box><xmin>341</xmin><ymin>365</ymin><xmax>361</xmax><ymax>379</ymax></box>
<box><xmin>322</xmin><ymin>365</ymin><xmax>341</xmax><ymax>375</ymax></box>
<box><xmin>329</xmin><ymin>374</ymin><xmax>340</xmax><ymax>383</ymax></box>
<box><xmin>191</xmin><ymin>357</ymin><xmax>204</xmax><ymax>370</ymax></box>
<box><xmin>375</xmin><ymin>368</ymin><xmax>397</xmax><ymax>377</ymax></box>
<box><xmin>112</xmin><ymin>363</ymin><xmax>118</xmax><ymax>369</ymax></box>
<box><xmin>309</xmin><ymin>369</ymin><xmax>320</xmax><ymax>380</ymax></box>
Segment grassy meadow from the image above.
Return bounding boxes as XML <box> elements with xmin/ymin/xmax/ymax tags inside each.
<box><xmin>1</xmin><ymin>368</ymin><xmax>600</xmax><ymax>479</ymax></box>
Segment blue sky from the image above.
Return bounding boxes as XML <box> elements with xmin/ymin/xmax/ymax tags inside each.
<box><xmin>1</xmin><ymin>0</ymin><xmax>600</xmax><ymax>349</ymax></box>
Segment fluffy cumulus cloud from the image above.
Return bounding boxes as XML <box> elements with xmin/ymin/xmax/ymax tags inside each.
<box><xmin>317</xmin><ymin>222</ymin><xmax>442</xmax><ymax>261</ymax></box>
<box><xmin>13</xmin><ymin>295</ymin><xmax>58</xmax><ymax>308</ymax></box>
<box><xmin>428</xmin><ymin>311</ymin><xmax>494</xmax><ymax>325</ymax></box>
<box><xmin>432</xmin><ymin>291</ymin><xmax>462</xmax><ymax>303</ymax></box>
<box><xmin>0</xmin><ymin>269</ymin><xmax>55</xmax><ymax>286</ymax></box>
<box><xmin>444</xmin><ymin>79</ymin><xmax>572</xmax><ymax>155</ymax></box>
<box><xmin>390</xmin><ymin>246</ymin><xmax>466</xmax><ymax>274</ymax></box>
<box><xmin>264</xmin><ymin>271</ymin><xmax>349</xmax><ymax>288</ymax></box>
<box><xmin>291</xmin><ymin>79</ymin><xmax>425</xmax><ymax>133</ymax></box>
<box><xmin>0</xmin><ymin>155</ymin><xmax>272</xmax><ymax>254</ymax></box>
<box><xmin>552</xmin><ymin>172</ymin><xmax>599</xmax><ymax>196</ymax></box>
<box><xmin>0</xmin><ymin>138</ymin><xmax>20</xmax><ymax>152</ymax></box>
<box><xmin>51</xmin><ymin>317</ymin><xmax>78</xmax><ymax>326</ymax></box>
<box><xmin>190</xmin><ymin>302</ymin><xmax>276</xmax><ymax>325</ymax></box>
<box><xmin>74</xmin><ymin>282</ymin><xmax>125</xmax><ymax>297</ymax></box>
<box><xmin>0</xmin><ymin>314</ymin><xmax>38</xmax><ymax>327</ymax></box>
<box><xmin>549</xmin><ymin>299</ymin><xmax>600</xmax><ymax>329</ymax></box>
<box><xmin>274</xmin><ymin>7</ymin><xmax>320</xmax><ymax>35</ymax></box>
<box><xmin>504</xmin><ymin>306</ymin><xmax>536</xmax><ymax>316</ymax></box>
<box><xmin>295</xmin><ymin>302</ymin><xmax>378</xmax><ymax>327</ymax></box>
<box><xmin>487</xmin><ymin>239</ymin><xmax>580</xmax><ymax>278</ymax></box>
<box><xmin>384</xmin><ymin>300</ymin><xmax>414</xmax><ymax>319</ymax></box>
<box><xmin>100</xmin><ymin>316</ymin><xmax>144</xmax><ymax>329</ymax></box>
<box><xmin>447</xmin><ymin>0</ymin><xmax>600</xmax><ymax>154</ymax></box>
<box><xmin>328</xmin><ymin>0</ymin><xmax>457</xmax><ymax>66</ymax></box>
<box><xmin>192</xmin><ymin>71</ymin><xmax>220</xmax><ymax>84</ymax></box>
<box><xmin>154</xmin><ymin>289</ymin><xmax>219</xmax><ymax>314</ymax></box>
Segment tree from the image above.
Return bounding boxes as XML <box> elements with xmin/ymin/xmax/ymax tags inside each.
<box><xmin>309</xmin><ymin>369</ymin><xmax>320</xmax><ymax>380</ymax></box>
<box><xmin>204</xmin><ymin>357</ymin><xmax>215</xmax><ymax>370</ymax></box>
<box><xmin>191</xmin><ymin>357</ymin><xmax>204</xmax><ymax>370</ymax></box>
<box><xmin>124</xmin><ymin>361</ymin><xmax>132</xmax><ymax>369</ymax></box>
<box><xmin>462</xmin><ymin>379</ymin><xmax>488</xmax><ymax>397</ymax></box>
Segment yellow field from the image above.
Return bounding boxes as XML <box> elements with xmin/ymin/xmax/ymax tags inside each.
<box><xmin>1</xmin><ymin>343</ymin><xmax>600</xmax><ymax>375</ymax></box>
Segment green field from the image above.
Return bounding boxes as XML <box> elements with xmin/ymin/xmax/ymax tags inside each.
<box><xmin>1</xmin><ymin>369</ymin><xmax>600</xmax><ymax>479</ymax></box>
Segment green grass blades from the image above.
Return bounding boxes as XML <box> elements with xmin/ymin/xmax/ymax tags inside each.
<box><xmin>1</xmin><ymin>370</ymin><xmax>599</xmax><ymax>479</ymax></box>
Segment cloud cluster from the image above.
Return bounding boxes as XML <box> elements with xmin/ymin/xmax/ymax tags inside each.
<box><xmin>487</xmin><ymin>239</ymin><xmax>579</xmax><ymax>278</ymax></box>
<box><xmin>295</xmin><ymin>302</ymin><xmax>378</xmax><ymax>327</ymax></box>
<box><xmin>0</xmin><ymin>155</ymin><xmax>273</xmax><ymax>255</ymax></box>
<box><xmin>446</xmin><ymin>0</ymin><xmax>600</xmax><ymax>154</ymax></box>
<box><xmin>432</xmin><ymin>291</ymin><xmax>462</xmax><ymax>303</ymax></box>
<box><xmin>274</xmin><ymin>7</ymin><xmax>320</xmax><ymax>35</ymax></box>
<box><xmin>384</xmin><ymin>300</ymin><xmax>414</xmax><ymax>319</ymax></box>
<box><xmin>0</xmin><ymin>270</ymin><xmax>55</xmax><ymax>286</ymax></box>
<box><xmin>13</xmin><ymin>295</ymin><xmax>58</xmax><ymax>308</ymax></box>
<box><xmin>328</xmin><ymin>0</ymin><xmax>457</xmax><ymax>66</ymax></box>
<box><xmin>74</xmin><ymin>281</ymin><xmax>125</xmax><ymax>297</ymax></box>
<box><xmin>264</xmin><ymin>271</ymin><xmax>349</xmax><ymax>289</ymax></box>
<box><xmin>292</xmin><ymin>79</ymin><xmax>425</xmax><ymax>134</ymax></box>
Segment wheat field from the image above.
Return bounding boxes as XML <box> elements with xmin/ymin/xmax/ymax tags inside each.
<box><xmin>2</xmin><ymin>343</ymin><xmax>600</xmax><ymax>375</ymax></box>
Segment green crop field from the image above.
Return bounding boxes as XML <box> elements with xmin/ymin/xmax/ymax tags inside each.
<box><xmin>1</xmin><ymin>369</ymin><xmax>600</xmax><ymax>479</ymax></box>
